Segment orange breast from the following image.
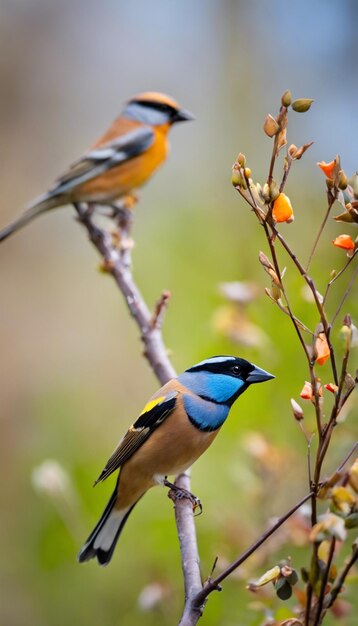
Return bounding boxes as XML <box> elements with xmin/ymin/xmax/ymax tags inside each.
<box><xmin>71</xmin><ymin>123</ymin><xmax>170</xmax><ymax>203</ymax></box>
<box><xmin>114</xmin><ymin>384</ymin><xmax>220</xmax><ymax>510</ymax></box>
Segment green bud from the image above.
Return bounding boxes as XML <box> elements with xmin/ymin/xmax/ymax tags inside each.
<box><xmin>269</xmin><ymin>180</ymin><xmax>280</xmax><ymax>202</ymax></box>
<box><xmin>237</xmin><ymin>153</ymin><xmax>246</xmax><ymax>167</ymax></box>
<box><xmin>262</xmin><ymin>183</ymin><xmax>271</xmax><ymax>203</ymax></box>
<box><xmin>281</xmin><ymin>89</ymin><xmax>292</xmax><ymax>107</ymax></box>
<box><xmin>292</xmin><ymin>98</ymin><xmax>314</xmax><ymax>113</ymax></box>
<box><xmin>231</xmin><ymin>169</ymin><xmax>242</xmax><ymax>187</ymax></box>
<box><xmin>338</xmin><ymin>170</ymin><xmax>348</xmax><ymax>190</ymax></box>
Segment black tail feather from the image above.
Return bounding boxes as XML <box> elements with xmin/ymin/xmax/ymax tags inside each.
<box><xmin>78</xmin><ymin>479</ymin><xmax>140</xmax><ymax>566</ymax></box>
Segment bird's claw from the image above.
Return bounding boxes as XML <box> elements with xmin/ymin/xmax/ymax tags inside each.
<box><xmin>164</xmin><ymin>479</ymin><xmax>202</xmax><ymax>515</ymax></box>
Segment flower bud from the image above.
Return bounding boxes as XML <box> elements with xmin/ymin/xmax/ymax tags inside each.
<box><xmin>231</xmin><ymin>169</ymin><xmax>243</xmax><ymax>187</ymax></box>
<box><xmin>292</xmin><ymin>98</ymin><xmax>314</xmax><ymax>113</ymax></box>
<box><xmin>258</xmin><ymin>251</ymin><xmax>273</xmax><ymax>269</ymax></box>
<box><xmin>262</xmin><ymin>183</ymin><xmax>271</xmax><ymax>203</ymax></box>
<box><xmin>269</xmin><ymin>180</ymin><xmax>280</xmax><ymax>202</ymax></box>
<box><xmin>237</xmin><ymin>153</ymin><xmax>246</xmax><ymax>167</ymax></box>
<box><xmin>290</xmin><ymin>398</ymin><xmax>304</xmax><ymax>421</ymax></box>
<box><xmin>349</xmin><ymin>172</ymin><xmax>358</xmax><ymax>198</ymax></box>
<box><xmin>338</xmin><ymin>170</ymin><xmax>348</xmax><ymax>190</ymax></box>
<box><xmin>271</xmin><ymin>281</ymin><xmax>281</xmax><ymax>301</ymax></box>
<box><xmin>281</xmin><ymin>90</ymin><xmax>292</xmax><ymax>107</ymax></box>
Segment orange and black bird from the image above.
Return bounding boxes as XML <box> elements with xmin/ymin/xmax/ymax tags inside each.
<box><xmin>0</xmin><ymin>92</ymin><xmax>194</xmax><ymax>242</ymax></box>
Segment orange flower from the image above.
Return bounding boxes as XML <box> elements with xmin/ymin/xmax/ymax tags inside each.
<box><xmin>332</xmin><ymin>234</ymin><xmax>355</xmax><ymax>250</ymax></box>
<box><xmin>300</xmin><ymin>381</ymin><xmax>323</xmax><ymax>400</ymax></box>
<box><xmin>315</xmin><ymin>332</ymin><xmax>330</xmax><ymax>365</ymax></box>
<box><xmin>317</xmin><ymin>160</ymin><xmax>335</xmax><ymax>179</ymax></box>
<box><xmin>300</xmin><ymin>381</ymin><xmax>313</xmax><ymax>400</ymax></box>
<box><xmin>324</xmin><ymin>383</ymin><xmax>338</xmax><ymax>394</ymax></box>
<box><xmin>272</xmin><ymin>193</ymin><xmax>294</xmax><ymax>223</ymax></box>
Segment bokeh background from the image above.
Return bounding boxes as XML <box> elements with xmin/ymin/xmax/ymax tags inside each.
<box><xmin>0</xmin><ymin>1</ymin><xmax>357</xmax><ymax>625</ymax></box>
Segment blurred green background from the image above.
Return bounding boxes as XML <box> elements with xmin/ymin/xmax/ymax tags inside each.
<box><xmin>0</xmin><ymin>1</ymin><xmax>357</xmax><ymax>625</ymax></box>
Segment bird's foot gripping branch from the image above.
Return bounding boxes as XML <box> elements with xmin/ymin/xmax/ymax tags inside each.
<box><xmin>164</xmin><ymin>478</ymin><xmax>203</xmax><ymax>515</ymax></box>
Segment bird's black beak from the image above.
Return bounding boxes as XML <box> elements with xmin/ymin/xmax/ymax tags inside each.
<box><xmin>246</xmin><ymin>365</ymin><xmax>275</xmax><ymax>384</ymax></box>
<box><xmin>173</xmin><ymin>108</ymin><xmax>195</xmax><ymax>123</ymax></box>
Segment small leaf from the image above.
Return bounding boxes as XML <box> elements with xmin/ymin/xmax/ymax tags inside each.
<box><xmin>274</xmin><ymin>578</ymin><xmax>293</xmax><ymax>600</ymax></box>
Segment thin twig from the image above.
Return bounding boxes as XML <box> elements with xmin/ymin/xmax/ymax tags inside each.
<box><xmin>323</xmin><ymin>543</ymin><xmax>358</xmax><ymax>610</ymax></box>
<box><xmin>272</xmin><ymin>226</ymin><xmax>339</xmax><ymax>386</ymax></box>
<box><xmin>313</xmin><ymin>536</ymin><xmax>336</xmax><ymax>626</ymax></box>
<box><xmin>306</xmin><ymin>189</ymin><xmax>337</xmax><ymax>272</ymax></box>
<box><xmin>191</xmin><ymin>491</ymin><xmax>314</xmax><ymax>611</ymax></box>
<box><xmin>322</xmin><ymin>249</ymin><xmax>358</xmax><ymax>307</ymax></box>
<box><xmin>336</xmin><ymin>441</ymin><xmax>358</xmax><ymax>473</ymax></box>
<box><xmin>74</xmin><ymin>203</ymin><xmax>176</xmax><ymax>383</ymax></box>
<box><xmin>331</xmin><ymin>263</ymin><xmax>358</xmax><ymax>327</ymax></box>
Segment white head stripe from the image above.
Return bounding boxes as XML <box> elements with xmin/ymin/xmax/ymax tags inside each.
<box><xmin>193</xmin><ymin>356</ymin><xmax>235</xmax><ymax>368</ymax></box>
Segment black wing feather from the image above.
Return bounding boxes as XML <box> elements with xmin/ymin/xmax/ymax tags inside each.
<box><xmin>94</xmin><ymin>392</ymin><xmax>178</xmax><ymax>485</ymax></box>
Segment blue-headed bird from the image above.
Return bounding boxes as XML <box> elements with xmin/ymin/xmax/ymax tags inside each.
<box><xmin>78</xmin><ymin>355</ymin><xmax>274</xmax><ymax>566</ymax></box>
<box><xmin>0</xmin><ymin>92</ymin><xmax>193</xmax><ymax>242</ymax></box>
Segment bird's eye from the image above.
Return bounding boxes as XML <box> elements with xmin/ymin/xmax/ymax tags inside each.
<box><xmin>231</xmin><ymin>365</ymin><xmax>241</xmax><ymax>375</ymax></box>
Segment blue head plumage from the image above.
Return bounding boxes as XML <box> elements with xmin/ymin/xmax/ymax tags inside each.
<box><xmin>178</xmin><ymin>356</ymin><xmax>274</xmax><ymax>432</ymax></box>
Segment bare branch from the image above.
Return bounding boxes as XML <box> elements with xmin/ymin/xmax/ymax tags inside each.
<box><xmin>73</xmin><ymin>203</ymin><xmax>203</xmax><ymax>619</ymax></box>
<box><xmin>74</xmin><ymin>203</ymin><xmax>176</xmax><ymax>384</ymax></box>
<box><xmin>306</xmin><ymin>188</ymin><xmax>337</xmax><ymax>272</ymax></box>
